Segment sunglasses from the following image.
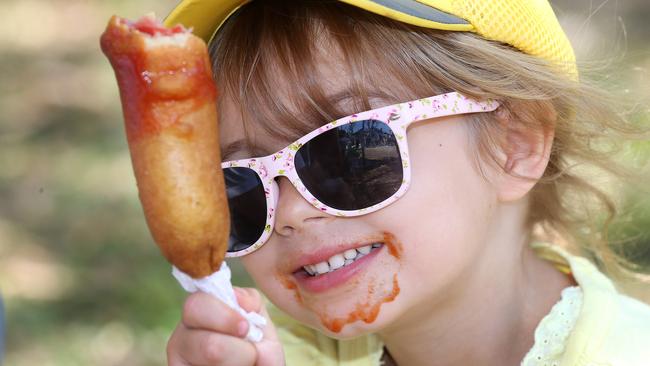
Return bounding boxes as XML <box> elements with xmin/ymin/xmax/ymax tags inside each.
<box><xmin>223</xmin><ymin>92</ymin><xmax>499</xmax><ymax>257</ymax></box>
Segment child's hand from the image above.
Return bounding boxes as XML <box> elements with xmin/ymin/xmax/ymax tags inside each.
<box><xmin>167</xmin><ymin>287</ymin><xmax>285</xmax><ymax>366</ymax></box>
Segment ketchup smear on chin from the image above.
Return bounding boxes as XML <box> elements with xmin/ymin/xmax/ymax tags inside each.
<box><xmin>279</xmin><ymin>231</ymin><xmax>404</xmax><ymax>333</ymax></box>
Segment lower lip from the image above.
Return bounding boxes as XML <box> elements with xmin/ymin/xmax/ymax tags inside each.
<box><xmin>292</xmin><ymin>246</ymin><xmax>383</xmax><ymax>293</ymax></box>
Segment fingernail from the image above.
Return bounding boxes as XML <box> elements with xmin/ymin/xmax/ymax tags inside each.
<box><xmin>238</xmin><ymin>320</ymin><xmax>249</xmax><ymax>337</ymax></box>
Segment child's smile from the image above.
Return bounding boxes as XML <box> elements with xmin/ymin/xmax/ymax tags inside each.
<box><xmin>269</xmin><ymin>227</ymin><xmax>403</xmax><ymax>334</ymax></box>
<box><xmin>300</xmin><ymin>242</ymin><xmax>383</xmax><ymax>277</ymax></box>
<box><xmin>291</xmin><ymin>240</ymin><xmax>385</xmax><ymax>293</ymax></box>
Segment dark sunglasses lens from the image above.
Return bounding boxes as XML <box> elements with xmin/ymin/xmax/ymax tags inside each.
<box><xmin>223</xmin><ymin>167</ymin><xmax>267</xmax><ymax>252</ymax></box>
<box><xmin>294</xmin><ymin>119</ymin><xmax>403</xmax><ymax>211</ymax></box>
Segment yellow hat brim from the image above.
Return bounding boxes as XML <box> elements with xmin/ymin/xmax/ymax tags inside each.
<box><xmin>164</xmin><ymin>0</ymin><xmax>473</xmax><ymax>43</ymax></box>
<box><xmin>163</xmin><ymin>0</ymin><xmax>576</xmax><ymax>78</ymax></box>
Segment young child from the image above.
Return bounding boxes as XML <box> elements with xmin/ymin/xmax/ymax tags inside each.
<box><xmin>164</xmin><ymin>1</ymin><xmax>650</xmax><ymax>365</ymax></box>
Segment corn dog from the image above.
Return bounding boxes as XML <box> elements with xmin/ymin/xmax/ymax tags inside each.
<box><xmin>100</xmin><ymin>14</ymin><xmax>229</xmax><ymax>278</ymax></box>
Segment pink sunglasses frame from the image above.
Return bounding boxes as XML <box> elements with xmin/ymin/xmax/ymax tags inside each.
<box><xmin>223</xmin><ymin>92</ymin><xmax>499</xmax><ymax>257</ymax></box>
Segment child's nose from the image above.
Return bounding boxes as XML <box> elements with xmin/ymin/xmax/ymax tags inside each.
<box><xmin>273</xmin><ymin>176</ymin><xmax>330</xmax><ymax>237</ymax></box>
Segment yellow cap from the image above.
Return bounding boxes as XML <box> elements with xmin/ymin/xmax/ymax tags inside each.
<box><xmin>164</xmin><ymin>0</ymin><xmax>576</xmax><ymax>76</ymax></box>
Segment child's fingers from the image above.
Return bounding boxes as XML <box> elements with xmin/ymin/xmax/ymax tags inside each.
<box><xmin>170</xmin><ymin>290</ymin><xmax>285</xmax><ymax>366</ymax></box>
<box><xmin>234</xmin><ymin>287</ymin><xmax>263</xmax><ymax>313</ymax></box>
<box><xmin>182</xmin><ymin>292</ymin><xmax>248</xmax><ymax>338</ymax></box>
<box><xmin>255</xmin><ymin>300</ymin><xmax>281</xmax><ymax>345</ymax></box>
<box><xmin>233</xmin><ymin>287</ymin><xmax>286</xmax><ymax>365</ymax></box>
<box><xmin>168</xmin><ymin>325</ymin><xmax>257</xmax><ymax>366</ymax></box>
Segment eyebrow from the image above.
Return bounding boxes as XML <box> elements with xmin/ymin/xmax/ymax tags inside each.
<box><xmin>328</xmin><ymin>89</ymin><xmax>396</xmax><ymax>109</ymax></box>
<box><xmin>221</xmin><ymin>139</ymin><xmax>251</xmax><ymax>162</ymax></box>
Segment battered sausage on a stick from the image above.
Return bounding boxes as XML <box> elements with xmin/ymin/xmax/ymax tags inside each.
<box><xmin>100</xmin><ymin>14</ymin><xmax>229</xmax><ymax>278</ymax></box>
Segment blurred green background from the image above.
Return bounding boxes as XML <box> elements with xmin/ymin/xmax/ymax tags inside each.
<box><xmin>0</xmin><ymin>1</ymin><xmax>648</xmax><ymax>365</ymax></box>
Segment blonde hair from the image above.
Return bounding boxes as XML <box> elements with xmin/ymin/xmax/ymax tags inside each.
<box><xmin>209</xmin><ymin>1</ymin><xmax>650</xmax><ymax>291</ymax></box>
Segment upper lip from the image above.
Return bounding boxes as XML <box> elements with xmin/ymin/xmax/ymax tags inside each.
<box><xmin>290</xmin><ymin>236</ymin><xmax>384</xmax><ymax>274</ymax></box>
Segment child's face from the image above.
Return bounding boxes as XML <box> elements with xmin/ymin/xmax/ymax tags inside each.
<box><xmin>218</xmin><ymin>58</ymin><xmax>501</xmax><ymax>339</ymax></box>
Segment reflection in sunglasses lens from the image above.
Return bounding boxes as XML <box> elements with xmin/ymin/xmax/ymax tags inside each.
<box><xmin>295</xmin><ymin>120</ymin><xmax>403</xmax><ymax>211</ymax></box>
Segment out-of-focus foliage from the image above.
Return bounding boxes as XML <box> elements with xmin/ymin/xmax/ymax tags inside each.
<box><xmin>0</xmin><ymin>1</ymin><xmax>648</xmax><ymax>365</ymax></box>
<box><xmin>0</xmin><ymin>1</ymin><xmax>212</xmax><ymax>365</ymax></box>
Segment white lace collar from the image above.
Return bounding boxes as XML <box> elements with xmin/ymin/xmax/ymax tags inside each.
<box><xmin>521</xmin><ymin>286</ymin><xmax>583</xmax><ymax>366</ymax></box>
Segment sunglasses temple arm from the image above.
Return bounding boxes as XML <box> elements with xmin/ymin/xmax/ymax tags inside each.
<box><xmin>399</xmin><ymin>97</ymin><xmax>500</xmax><ymax>130</ymax></box>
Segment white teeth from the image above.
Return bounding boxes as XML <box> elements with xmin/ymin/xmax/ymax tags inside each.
<box><xmin>315</xmin><ymin>261</ymin><xmax>329</xmax><ymax>274</ymax></box>
<box><xmin>328</xmin><ymin>254</ymin><xmax>345</xmax><ymax>270</ymax></box>
<box><xmin>302</xmin><ymin>243</ymin><xmax>384</xmax><ymax>276</ymax></box>
<box><xmin>357</xmin><ymin>245</ymin><xmax>371</xmax><ymax>254</ymax></box>
<box><xmin>343</xmin><ymin>249</ymin><xmax>357</xmax><ymax>259</ymax></box>
<box><xmin>307</xmin><ymin>264</ymin><xmax>316</xmax><ymax>275</ymax></box>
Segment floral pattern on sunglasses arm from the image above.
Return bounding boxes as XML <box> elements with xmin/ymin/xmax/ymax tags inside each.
<box><xmin>223</xmin><ymin>92</ymin><xmax>499</xmax><ymax>257</ymax></box>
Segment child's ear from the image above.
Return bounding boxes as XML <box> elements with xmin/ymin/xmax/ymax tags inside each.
<box><xmin>493</xmin><ymin>103</ymin><xmax>556</xmax><ymax>203</ymax></box>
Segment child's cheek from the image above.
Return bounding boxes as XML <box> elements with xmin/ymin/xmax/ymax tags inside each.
<box><xmin>275</xmin><ymin>231</ymin><xmax>404</xmax><ymax>335</ymax></box>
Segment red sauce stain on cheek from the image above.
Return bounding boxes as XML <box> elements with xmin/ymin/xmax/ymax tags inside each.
<box><xmin>383</xmin><ymin>231</ymin><xmax>403</xmax><ymax>259</ymax></box>
<box><xmin>320</xmin><ymin>274</ymin><xmax>400</xmax><ymax>333</ymax></box>
<box><xmin>272</xmin><ymin>231</ymin><xmax>404</xmax><ymax>333</ymax></box>
<box><xmin>318</xmin><ymin>231</ymin><xmax>404</xmax><ymax>333</ymax></box>
<box><xmin>276</xmin><ymin>273</ymin><xmax>303</xmax><ymax>304</ymax></box>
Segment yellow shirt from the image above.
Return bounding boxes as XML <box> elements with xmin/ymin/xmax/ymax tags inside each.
<box><xmin>268</xmin><ymin>243</ymin><xmax>650</xmax><ymax>365</ymax></box>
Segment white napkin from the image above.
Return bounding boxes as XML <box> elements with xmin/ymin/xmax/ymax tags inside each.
<box><xmin>172</xmin><ymin>262</ymin><xmax>266</xmax><ymax>342</ymax></box>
